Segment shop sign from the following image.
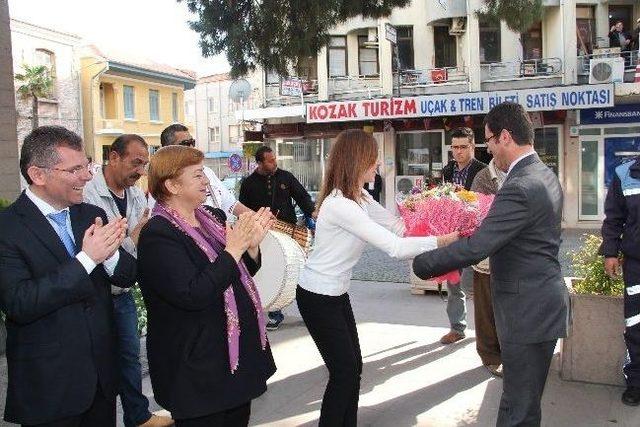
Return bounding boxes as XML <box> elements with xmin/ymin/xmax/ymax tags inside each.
<box><xmin>281</xmin><ymin>79</ymin><xmax>303</xmax><ymax>96</ymax></box>
<box><xmin>580</xmin><ymin>104</ymin><xmax>640</xmax><ymax>125</ymax></box>
<box><xmin>306</xmin><ymin>84</ymin><xmax>614</xmax><ymax>123</ymax></box>
<box><xmin>385</xmin><ymin>23</ymin><xmax>397</xmax><ymax>44</ymax></box>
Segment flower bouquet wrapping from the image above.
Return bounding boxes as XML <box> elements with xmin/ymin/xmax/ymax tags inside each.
<box><xmin>397</xmin><ymin>183</ymin><xmax>495</xmax><ymax>283</ymax></box>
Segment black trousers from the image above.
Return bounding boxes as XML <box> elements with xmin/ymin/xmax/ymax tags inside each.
<box><xmin>174</xmin><ymin>402</ymin><xmax>251</xmax><ymax>427</ymax></box>
<box><xmin>623</xmin><ymin>258</ymin><xmax>640</xmax><ymax>387</ymax></box>
<box><xmin>24</xmin><ymin>385</ymin><xmax>115</xmax><ymax>427</ymax></box>
<box><xmin>296</xmin><ymin>286</ymin><xmax>362</xmax><ymax>427</ymax></box>
<box><xmin>497</xmin><ymin>340</ymin><xmax>556</xmax><ymax>427</ymax></box>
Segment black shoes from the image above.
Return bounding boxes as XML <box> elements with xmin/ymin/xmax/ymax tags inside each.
<box><xmin>621</xmin><ymin>386</ymin><xmax>640</xmax><ymax>406</ymax></box>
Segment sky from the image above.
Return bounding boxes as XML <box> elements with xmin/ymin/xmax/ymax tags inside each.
<box><xmin>8</xmin><ymin>0</ymin><xmax>231</xmax><ymax>77</ymax></box>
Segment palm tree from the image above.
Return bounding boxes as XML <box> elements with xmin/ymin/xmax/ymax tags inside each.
<box><xmin>15</xmin><ymin>64</ymin><xmax>53</xmax><ymax>130</ymax></box>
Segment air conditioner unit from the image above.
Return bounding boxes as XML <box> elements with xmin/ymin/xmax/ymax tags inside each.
<box><xmin>449</xmin><ymin>17</ymin><xmax>466</xmax><ymax>35</ymax></box>
<box><xmin>589</xmin><ymin>57</ymin><xmax>624</xmax><ymax>84</ymax></box>
<box><xmin>395</xmin><ymin>175</ymin><xmax>424</xmax><ymax>194</ymax></box>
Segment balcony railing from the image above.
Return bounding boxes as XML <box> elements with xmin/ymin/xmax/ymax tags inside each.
<box><xmin>328</xmin><ymin>75</ymin><xmax>382</xmax><ymax>100</ymax></box>
<box><xmin>480</xmin><ymin>57</ymin><xmax>563</xmax><ymax>82</ymax></box>
<box><xmin>395</xmin><ymin>67</ymin><xmax>469</xmax><ymax>89</ymax></box>
<box><xmin>264</xmin><ymin>77</ymin><xmax>319</xmax><ymax>107</ymax></box>
<box><xmin>577</xmin><ymin>50</ymin><xmax>639</xmax><ymax>76</ymax></box>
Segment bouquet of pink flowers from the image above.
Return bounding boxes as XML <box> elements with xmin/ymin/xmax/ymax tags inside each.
<box><xmin>397</xmin><ymin>183</ymin><xmax>495</xmax><ymax>284</ymax></box>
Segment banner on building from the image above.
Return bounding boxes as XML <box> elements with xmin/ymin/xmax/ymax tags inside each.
<box><xmin>580</xmin><ymin>103</ymin><xmax>640</xmax><ymax>125</ymax></box>
<box><xmin>306</xmin><ymin>84</ymin><xmax>614</xmax><ymax>123</ymax></box>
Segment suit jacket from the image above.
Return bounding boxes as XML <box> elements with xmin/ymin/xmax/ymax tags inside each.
<box><xmin>414</xmin><ymin>154</ymin><xmax>569</xmax><ymax>344</ymax></box>
<box><xmin>0</xmin><ymin>193</ymin><xmax>137</xmax><ymax>425</ymax></box>
<box><xmin>137</xmin><ymin>214</ymin><xmax>276</xmax><ymax>419</ymax></box>
<box><xmin>442</xmin><ymin>158</ymin><xmax>487</xmax><ymax>190</ymax></box>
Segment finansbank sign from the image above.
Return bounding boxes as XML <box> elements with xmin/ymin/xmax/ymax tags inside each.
<box><xmin>306</xmin><ymin>84</ymin><xmax>614</xmax><ymax>123</ymax></box>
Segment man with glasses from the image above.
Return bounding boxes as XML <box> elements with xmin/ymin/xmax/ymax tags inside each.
<box><xmin>414</xmin><ymin>103</ymin><xmax>568</xmax><ymax>426</ymax></box>
<box><xmin>439</xmin><ymin>127</ymin><xmax>487</xmax><ymax>345</ymax></box>
<box><xmin>0</xmin><ymin>126</ymin><xmax>137</xmax><ymax>426</ymax></box>
<box><xmin>84</xmin><ymin>135</ymin><xmax>172</xmax><ymax>427</ymax></box>
<box><xmin>158</xmin><ymin>124</ymin><xmax>251</xmax><ymax>218</ymax></box>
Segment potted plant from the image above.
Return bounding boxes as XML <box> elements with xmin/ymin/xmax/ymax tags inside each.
<box><xmin>0</xmin><ymin>198</ymin><xmax>10</xmax><ymax>355</ymax></box>
<box><xmin>560</xmin><ymin>234</ymin><xmax>626</xmax><ymax>386</ymax></box>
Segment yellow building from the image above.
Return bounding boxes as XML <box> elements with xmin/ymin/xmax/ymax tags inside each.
<box><xmin>80</xmin><ymin>45</ymin><xmax>196</xmax><ymax>163</ymax></box>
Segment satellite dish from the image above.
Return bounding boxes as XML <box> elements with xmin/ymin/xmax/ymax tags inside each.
<box><xmin>229</xmin><ymin>79</ymin><xmax>252</xmax><ymax>103</ymax></box>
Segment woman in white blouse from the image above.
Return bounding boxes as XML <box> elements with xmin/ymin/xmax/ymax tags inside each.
<box><xmin>297</xmin><ymin>129</ymin><xmax>457</xmax><ymax>427</ymax></box>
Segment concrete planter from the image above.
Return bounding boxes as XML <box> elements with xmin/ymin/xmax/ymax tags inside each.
<box><xmin>0</xmin><ymin>318</ymin><xmax>5</xmax><ymax>355</ymax></box>
<box><xmin>560</xmin><ymin>277</ymin><xmax>626</xmax><ymax>386</ymax></box>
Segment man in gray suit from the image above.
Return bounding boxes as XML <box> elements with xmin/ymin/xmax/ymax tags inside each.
<box><xmin>413</xmin><ymin>102</ymin><xmax>569</xmax><ymax>427</ymax></box>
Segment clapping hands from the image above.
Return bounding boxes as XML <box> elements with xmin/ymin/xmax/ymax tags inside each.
<box><xmin>82</xmin><ymin>216</ymin><xmax>128</xmax><ymax>264</ymax></box>
<box><xmin>225</xmin><ymin>208</ymin><xmax>275</xmax><ymax>262</ymax></box>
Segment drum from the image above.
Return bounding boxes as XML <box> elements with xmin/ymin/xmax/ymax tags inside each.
<box><xmin>253</xmin><ymin>230</ymin><xmax>306</xmax><ymax>311</ymax></box>
<box><xmin>272</xmin><ymin>220</ymin><xmax>313</xmax><ymax>253</ymax></box>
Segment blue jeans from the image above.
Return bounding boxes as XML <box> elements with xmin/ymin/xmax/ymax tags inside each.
<box><xmin>113</xmin><ymin>292</ymin><xmax>151</xmax><ymax>427</ymax></box>
<box><xmin>446</xmin><ymin>267</ymin><xmax>471</xmax><ymax>334</ymax></box>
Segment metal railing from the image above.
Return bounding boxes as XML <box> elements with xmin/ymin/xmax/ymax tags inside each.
<box><xmin>328</xmin><ymin>75</ymin><xmax>382</xmax><ymax>99</ymax></box>
<box><xmin>577</xmin><ymin>50</ymin><xmax>639</xmax><ymax>75</ymax></box>
<box><xmin>264</xmin><ymin>77</ymin><xmax>318</xmax><ymax>107</ymax></box>
<box><xmin>395</xmin><ymin>67</ymin><xmax>469</xmax><ymax>88</ymax></box>
<box><xmin>480</xmin><ymin>57</ymin><xmax>563</xmax><ymax>81</ymax></box>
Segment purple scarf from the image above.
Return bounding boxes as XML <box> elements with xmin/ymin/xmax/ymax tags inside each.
<box><xmin>152</xmin><ymin>202</ymin><xmax>267</xmax><ymax>373</ymax></box>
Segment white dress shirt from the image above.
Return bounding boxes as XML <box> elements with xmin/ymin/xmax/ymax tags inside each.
<box><xmin>26</xmin><ymin>187</ymin><xmax>119</xmax><ymax>276</ymax></box>
<box><xmin>507</xmin><ymin>151</ymin><xmax>536</xmax><ymax>176</ymax></box>
<box><xmin>299</xmin><ymin>189</ymin><xmax>438</xmax><ymax>296</ymax></box>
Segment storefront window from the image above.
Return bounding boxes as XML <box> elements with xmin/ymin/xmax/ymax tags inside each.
<box><xmin>269</xmin><ymin>139</ymin><xmax>328</xmax><ymax>200</ymax></box>
<box><xmin>396</xmin><ymin>132</ymin><xmax>444</xmax><ymax>185</ymax></box>
<box><xmin>580</xmin><ymin>140</ymin><xmax>599</xmax><ymax>217</ymax></box>
<box><xmin>534</xmin><ymin>127</ymin><xmax>560</xmax><ymax>176</ymax></box>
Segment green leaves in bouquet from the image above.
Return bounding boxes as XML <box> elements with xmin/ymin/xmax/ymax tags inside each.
<box><xmin>569</xmin><ymin>234</ymin><xmax>624</xmax><ymax>296</ymax></box>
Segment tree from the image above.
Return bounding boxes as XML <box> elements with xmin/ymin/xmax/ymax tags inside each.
<box><xmin>179</xmin><ymin>0</ymin><xmax>411</xmax><ymax>78</ymax></box>
<box><xmin>15</xmin><ymin>64</ymin><xmax>53</xmax><ymax>130</ymax></box>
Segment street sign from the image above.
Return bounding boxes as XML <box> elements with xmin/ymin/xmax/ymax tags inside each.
<box><xmin>385</xmin><ymin>23</ymin><xmax>397</xmax><ymax>44</ymax></box>
<box><xmin>228</xmin><ymin>154</ymin><xmax>243</xmax><ymax>173</ymax></box>
<box><xmin>281</xmin><ymin>79</ymin><xmax>303</xmax><ymax>96</ymax></box>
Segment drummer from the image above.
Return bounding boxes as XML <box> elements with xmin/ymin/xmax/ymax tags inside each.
<box><xmin>239</xmin><ymin>146</ymin><xmax>316</xmax><ymax>330</ymax></box>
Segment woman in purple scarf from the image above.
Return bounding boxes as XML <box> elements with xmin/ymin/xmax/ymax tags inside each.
<box><xmin>137</xmin><ymin>145</ymin><xmax>276</xmax><ymax>427</ymax></box>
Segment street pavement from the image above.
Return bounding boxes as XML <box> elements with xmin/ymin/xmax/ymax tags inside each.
<box><xmin>2</xmin><ymin>228</ymin><xmax>633</xmax><ymax>427</ymax></box>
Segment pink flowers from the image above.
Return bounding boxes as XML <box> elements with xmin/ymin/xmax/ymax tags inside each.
<box><xmin>398</xmin><ymin>183</ymin><xmax>495</xmax><ymax>283</ymax></box>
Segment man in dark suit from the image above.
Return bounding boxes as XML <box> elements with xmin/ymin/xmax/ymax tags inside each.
<box><xmin>0</xmin><ymin>126</ymin><xmax>137</xmax><ymax>426</ymax></box>
<box><xmin>413</xmin><ymin>103</ymin><xmax>569</xmax><ymax>427</ymax></box>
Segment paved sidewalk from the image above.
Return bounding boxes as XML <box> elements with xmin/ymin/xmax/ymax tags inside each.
<box><xmin>2</xmin><ymin>278</ymin><xmax>636</xmax><ymax>426</ymax></box>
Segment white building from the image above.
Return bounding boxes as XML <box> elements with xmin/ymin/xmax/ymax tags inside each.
<box><xmin>239</xmin><ymin>0</ymin><xmax>640</xmax><ymax>228</ymax></box>
<box><xmin>185</xmin><ymin>72</ymin><xmax>262</xmax><ymax>179</ymax></box>
<box><xmin>10</xmin><ymin>18</ymin><xmax>83</xmax><ymax>148</ymax></box>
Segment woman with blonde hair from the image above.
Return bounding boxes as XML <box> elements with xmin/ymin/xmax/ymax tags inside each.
<box><xmin>296</xmin><ymin>129</ymin><xmax>458</xmax><ymax>426</ymax></box>
<box><xmin>137</xmin><ymin>145</ymin><xmax>276</xmax><ymax>426</ymax></box>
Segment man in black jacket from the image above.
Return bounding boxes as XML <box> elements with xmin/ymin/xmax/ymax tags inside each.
<box><xmin>439</xmin><ymin>127</ymin><xmax>487</xmax><ymax>345</ymax></box>
<box><xmin>602</xmin><ymin>156</ymin><xmax>640</xmax><ymax>406</ymax></box>
<box><xmin>239</xmin><ymin>146</ymin><xmax>315</xmax><ymax>330</ymax></box>
<box><xmin>0</xmin><ymin>126</ymin><xmax>137</xmax><ymax>426</ymax></box>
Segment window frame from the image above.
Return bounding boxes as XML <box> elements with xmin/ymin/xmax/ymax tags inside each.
<box><xmin>328</xmin><ymin>36</ymin><xmax>348</xmax><ymax>77</ymax></box>
<box><xmin>123</xmin><ymin>85</ymin><xmax>136</xmax><ymax>119</ymax></box>
<box><xmin>148</xmin><ymin>89</ymin><xmax>160</xmax><ymax>121</ymax></box>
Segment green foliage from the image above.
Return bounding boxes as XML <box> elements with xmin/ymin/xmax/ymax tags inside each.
<box><xmin>15</xmin><ymin>64</ymin><xmax>53</xmax><ymax>100</ymax></box>
<box><xmin>478</xmin><ymin>0</ymin><xmax>544</xmax><ymax>34</ymax></box>
<box><xmin>132</xmin><ymin>287</ymin><xmax>148</xmax><ymax>335</ymax></box>
<box><xmin>0</xmin><ymin>198</ymin><xmax>10</xmax><ymax>210</ymax></box>
<box><xmin>179</xmin><ymin>0</ymin><xmax>412</xmax><ymax>77</ymax></box>
<box><xmin>569</xmin><ymin>234</ymin><xmax>624</xmax><ymax>296</ymax></box>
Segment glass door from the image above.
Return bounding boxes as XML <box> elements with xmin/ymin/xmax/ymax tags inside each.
<box><xmin>579</xmin><ymin>138</ymin><xmax>603</xmax><ymax>220</ymax></box>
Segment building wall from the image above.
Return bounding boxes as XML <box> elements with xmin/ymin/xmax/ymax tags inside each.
<box><xmin>80</xmin><ymin>57</ymin><xmax>187</xmax><ymax>163</ymax></box>
<box><xmin>0</xmin><ymin>0</ymin><xmax>20</xmax><ymax>201</ymax></box>
<box><xmin>10</xmin><ymin>19</ymin><xmax>83</xmax><ymax>152</ymax></box>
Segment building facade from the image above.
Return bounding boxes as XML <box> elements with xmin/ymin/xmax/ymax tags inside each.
<box><xmin>80</xmin><ymin>45</ymin><xmax>195</xmax><ymax>164</ymax></box>
<box><xmin>0</xmin><ymin>0</ymin><xmax>20</xmax><ymax>202</ymax></box>
<box><xmin>240</xmin><ymin>0</ymin><xmax>640</xmax><ymax>227</ymax></box>
<box><xmin>184</xmin><ymin>72</ymin><xmax>261</xmax><ymax>179</ymax></box>
<box><xmin>10</xmin><ymin>18</ymin><xmax>83</xmax><ymax>159</ymax></box>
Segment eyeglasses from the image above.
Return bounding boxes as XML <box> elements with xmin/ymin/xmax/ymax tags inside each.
<box><xmin>39</xmin><ymin>164</ymin><xmax>94</xmax><ymax>176</ymax></box>
<box><xmin>484</xmin><ymin>134</ymin><xmax>499</xmax><ymax>144</ymax></box>
<box><xmin>178</xmin><ymin>138</ymin><xmax>195</xmax><ymax>147</ymax></box>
